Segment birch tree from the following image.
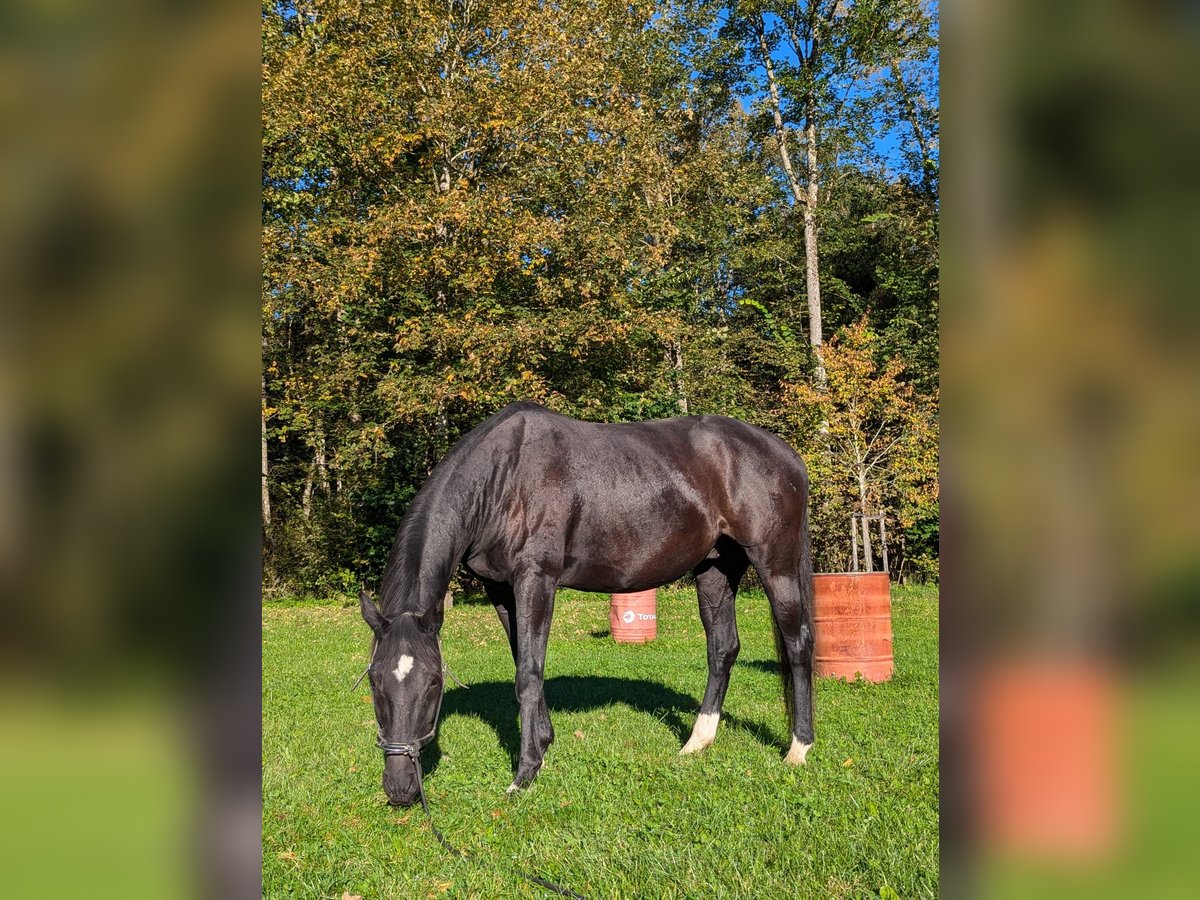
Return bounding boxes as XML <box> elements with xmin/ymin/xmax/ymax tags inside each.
<box><xmin>720</xmin><ymin>0</ymin><xmax>937</xmax><ymax>385</ymax></box>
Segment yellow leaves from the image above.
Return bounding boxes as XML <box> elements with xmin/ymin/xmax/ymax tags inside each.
<box><xmin>341</xmin><ymin>892</ymin><xmax>363</xmax><ymax>900</ymax></box>
<box><xmin>277</xmin><ymin>850</ymin><xmax>297</xmax><ymax>861</ymax></box>
<box><xmin>843</xmin><ymin>757</ymin><xmax>855</xmax><ymax>767</ymax></box>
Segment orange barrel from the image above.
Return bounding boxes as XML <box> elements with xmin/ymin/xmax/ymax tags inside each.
<box><xmin>610</xmin><ymin>589</ymin><xmax>658</xmax><ymax>643</ymax></box>
<box><xmin>972</xmin><ymin>662</ymin><xmax>1117</xmax><ymax>858</ymax></box>
<box><xmin>812</xmin><ymin>572</ymin><xmax>893</xmax><ymax>682</ymax></box>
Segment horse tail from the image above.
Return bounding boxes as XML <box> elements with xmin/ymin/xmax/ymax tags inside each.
<box><xmin>799</xmin><ymin>495</ymin><xmax>815</xmax><ymax>646</ymax></box>
<box><xmin>772</xmin><ymin>613</ymin><xmax>793</xmax><ymax>736</ymax></box>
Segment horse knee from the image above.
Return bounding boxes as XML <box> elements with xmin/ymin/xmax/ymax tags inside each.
<box><xmin>713</xmin><ymin>637</ymin><xmax>740</xmax><ymax>672</ymax></box>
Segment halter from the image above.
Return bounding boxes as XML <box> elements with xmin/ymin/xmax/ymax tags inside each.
<box><xmin>375</xmin><ymin>676</ymin><xmax>443</xmax><ymax>764</ymax></box>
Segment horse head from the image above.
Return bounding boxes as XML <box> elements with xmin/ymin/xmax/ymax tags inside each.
<box><xmin>359</xmin><ymin>590</ymin><xmax>443</xmax><ymax>807</ymax></box>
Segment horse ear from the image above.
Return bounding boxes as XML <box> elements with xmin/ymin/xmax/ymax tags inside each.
<box><xmin>359</xmin><ymin>589</ymin><xmax>384</xmax><ymax>635</ymax></box>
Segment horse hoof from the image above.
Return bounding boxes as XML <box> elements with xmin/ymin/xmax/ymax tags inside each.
<box><xmin>784</xmin><ymin>739</ymin><xmax>813</xmax><ymax>766</ymax></box>
<box><xmin>680</xmin><ymin>713</ymin><xmax>718</xmax><ymax>755</ymax></box>
<box><xmin>505</xmin><ymin>782</ymin><xmax>520</xmax><ymax>794</ymax></box>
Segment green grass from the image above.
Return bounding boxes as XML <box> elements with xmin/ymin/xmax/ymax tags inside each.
<box><xmin>263</xmin><ymin>584</ymin><xmax>938</xmax><ymax>899</ymax></box>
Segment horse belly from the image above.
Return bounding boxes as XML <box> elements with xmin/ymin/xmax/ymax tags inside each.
<box><xmin>558</xmin><ymin>508</ymin><xmax>716</xmax><ymax>593</ymax></box>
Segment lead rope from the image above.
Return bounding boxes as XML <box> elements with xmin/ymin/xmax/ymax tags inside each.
<box><xmin>364</xmin><ymin>647</ymin><xmax>584</xmax><ymax>899</ymax></box>
<box><xmin>438</xmin><ymin>635</ymin><xmax>469</xmax><ymax>690</ymax></box>
<box><xmin>404</xmin><ymin>750</ymin><xmax>586</xmax><ymax>899</ymax></box>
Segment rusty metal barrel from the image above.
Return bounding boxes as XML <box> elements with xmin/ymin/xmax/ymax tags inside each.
<box><xmin>610</xmin><ymin>589</ymin><xmax>658</xmax><ymax>643</ymax></box>
<box><xmin>812</xmin><ymin>572</ymin><xmax>894</xmax><ymax>682</ymax></box>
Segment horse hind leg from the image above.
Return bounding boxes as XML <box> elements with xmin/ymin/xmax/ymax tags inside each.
<box><xmin>754</xmin><ymin>566</ymin><xmax>815</xmax><ymax>765</ymax></box>
<box><xmin>483</xmin><ymin>579</ymin><xmax>518</xmax><ymax>665</ymax></box>
<box><xmin>681</xmin><ymin>542</ymin><xmax>749</xmax><ymax>755</ymax></box>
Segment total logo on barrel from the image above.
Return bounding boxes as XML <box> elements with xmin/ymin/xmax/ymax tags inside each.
<box><xmin>610</xmin><ymin>589</ymin><xmax>658</xmax><ymax>643</ymax></box>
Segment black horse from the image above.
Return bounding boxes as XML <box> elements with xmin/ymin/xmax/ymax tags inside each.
<box><xmin>359</xmin><ymin>401</ymin><xmax>814</xmax><ymax>807</ymax></box>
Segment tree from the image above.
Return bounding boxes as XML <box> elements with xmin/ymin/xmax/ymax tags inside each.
<box><xmin>784</xmin><ymin>318</ymin><xmax>938</xmax><ymax>577</ymax></box>
<box><xmin>260</xmin><ymin>1</ymin><xmax>940</xmax><ymax>593</ymax></box>
<box><xmin>262</xmin><ymin>0</ymin><xmax>715</xmax><ymax>590</ymax></box>
<box><xmin>716</xmin><ymin>0</ymin><xmax>938</xmax><ymax>384</ymax></box>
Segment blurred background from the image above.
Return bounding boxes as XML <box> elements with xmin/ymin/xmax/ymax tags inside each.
<box><xmin>0</xmin><ymin>0</ymin><xmax>1196</xmax><ymax>897</ymax></box>
<box><xmin>0</xmin><ymin>1</ymin><xmax>259</xmax><ymax>897</ymax></box>
<box><xmin>943</xmin><ymin>0</ymin><xmax>1200</xmax><ymax>897</ymax></box>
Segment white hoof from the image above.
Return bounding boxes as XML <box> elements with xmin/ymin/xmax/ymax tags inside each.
<box><xmin>784</xmin><ymin>738</ymin><xmax>813</xmax><ymax>766</ymax></box>
<box><xmin>680</xmin><ymin>713</ymin><xmax>719</xmax><ymax>755</ymax></box>
<box><xmin>505</xmin><ymin>782</ymin><xmax>520</xmax><ymax>794</ymax></box>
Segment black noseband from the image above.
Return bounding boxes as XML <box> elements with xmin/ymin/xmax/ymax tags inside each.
<box><xmin>375</xmin><ymin>687</ymin><xmax>441</xmax><ymax>763</ymax></box>
<box><xmin>377</xmin><ymin>738</ymin><xmax>421</xmax><ymax>758</ymax></box>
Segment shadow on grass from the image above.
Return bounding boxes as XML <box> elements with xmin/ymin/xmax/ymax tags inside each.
<box><xmin>738</xmin><ymin>658</ymin><xmax>783</xmax><ymax>676</ymax></box>
<box><xmin>421</xmin><ymin>675</ymin><xmax>787</xmax><ymax>778</ymax></box>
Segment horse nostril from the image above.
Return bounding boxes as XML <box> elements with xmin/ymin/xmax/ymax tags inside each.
<box><xmin>387</xmin><ymin>794</ymin><xmax>418</xmax><ymax>808</ymax></box>
<box><xmin>383</xmin><ymin>773</ymin><xmax>418</xmax><ymax>808</ymax></box>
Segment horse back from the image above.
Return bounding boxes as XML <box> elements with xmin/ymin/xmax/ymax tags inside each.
<box><xmin>464</xmin><ymin>405</ymin><xmax>807</xmax><ymax>590</ymax></box>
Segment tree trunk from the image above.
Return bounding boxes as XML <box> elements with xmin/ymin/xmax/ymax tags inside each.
<box><xmin>757</xmin><ymin>15</ymin><xmax>825</xmax><ymax>387</ymax></box>
<box><xmin>861</xmin><ymin>515</ymin><xmax>874</xmax><ymax>573</ymax></box>
<box><xmin>803</xmin><ymin>109</ymin><xmax>825</xmax><ymax>386</ymax></box>
<box><xmin>315</xmin><ymin>428</ymin><xmax>328</xmax><ymax>497</ymax></box>
<box><xmin>671</xmin><ymin>340</ymin><xmax>688</xmax><ymax>415</ymax></box>
<box><xmin>758</xmin><ymin>20</ymin><xmax>807</xmax><ymax>211</ymax></box>
<box><xmin>851</xmin><ymin>513</ymin><xmax>859</xmax><ymax>572</ymax></box>
<box><xmin>891</xmin><ymin>61</ymin><xmax>936</xmax><ymax>197</ymax></box>
<box><xmin>301</xmin><ymin>462</ymin><xmax>314</xmax><ymax>520</ymax></box>
<box><xmin>880</xmin><ymin>516</ymin><xmax>890</xmax><ymax>573</ymax></box>
<box><xmin>858</xmin><ymin>473</ymin><xmax>873</xmax><ymax>572</ymax></box>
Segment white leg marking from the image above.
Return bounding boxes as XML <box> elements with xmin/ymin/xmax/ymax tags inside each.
<box><xmin>784</xmin><ymin>737</ymin><xmax>813</xmax><ymax>766</ymax></box>
<box><xmin>680</xmin><ymin>713</ymin><xmax>720</xmax><ymax>755</ymax></box>
<box><xmin>393</xmin><ymin>654</ymin><xmax>414</xmax><ymax>684</ymax></box>
<box><xmin>505</xmin><ymin>782</ymin><xmax>520</xmax><ymax>794</ymax></box>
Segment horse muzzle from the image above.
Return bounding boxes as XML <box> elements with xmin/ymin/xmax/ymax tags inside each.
<box><xmin>383</xmin><ymin>763</ymin><xmax>420</xmax><ymax>807</ymax></box>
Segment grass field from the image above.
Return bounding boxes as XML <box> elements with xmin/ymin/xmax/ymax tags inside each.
<box><xmin>263</xmin><ymin>584</ymin><xmax>938</xmax><ymax>898</ymax></box>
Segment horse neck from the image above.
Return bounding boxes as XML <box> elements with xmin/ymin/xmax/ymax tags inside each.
<box><xmin>378</xmin><ymin>474</ymin><xmax>474</xmax><ymax>622</ymax></box>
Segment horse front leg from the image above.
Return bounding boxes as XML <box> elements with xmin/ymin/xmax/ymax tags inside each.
<box><xmin>508</xmin><ymin>570</ymin><xmax>557</xmax><ymax>792</ymax></box>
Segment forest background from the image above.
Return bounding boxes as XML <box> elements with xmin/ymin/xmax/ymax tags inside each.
<box><xmin>261</xmin><ymin>0</ymin><xmax>940</xmax><ymax>596</ymax></box>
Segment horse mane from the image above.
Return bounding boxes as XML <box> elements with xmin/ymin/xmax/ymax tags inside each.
<box><xmin>374</xmin><ymin>405</ymin><xmax>525</xmax><ymax>618</ymax></box>
<box><xmin>377</xmin><ymin>486</ymin><xmax>437</xmax><ymax>618</ymax></box>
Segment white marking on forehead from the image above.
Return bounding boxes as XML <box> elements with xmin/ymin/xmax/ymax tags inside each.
<box><xmin>393</xmin><ymin>655</ymin><xmax>414</xmax><ymax>684</ymax></box>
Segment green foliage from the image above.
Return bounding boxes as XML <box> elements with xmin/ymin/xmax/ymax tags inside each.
<box><xmin>261</xmin><ymin>0</ymin><xmax>939</xmax><ymax>592</ymax></box>
<box><xmin>783</xmin><ymin>319</ymin><xmax>939</xmax><ymax>578</ymax></box>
